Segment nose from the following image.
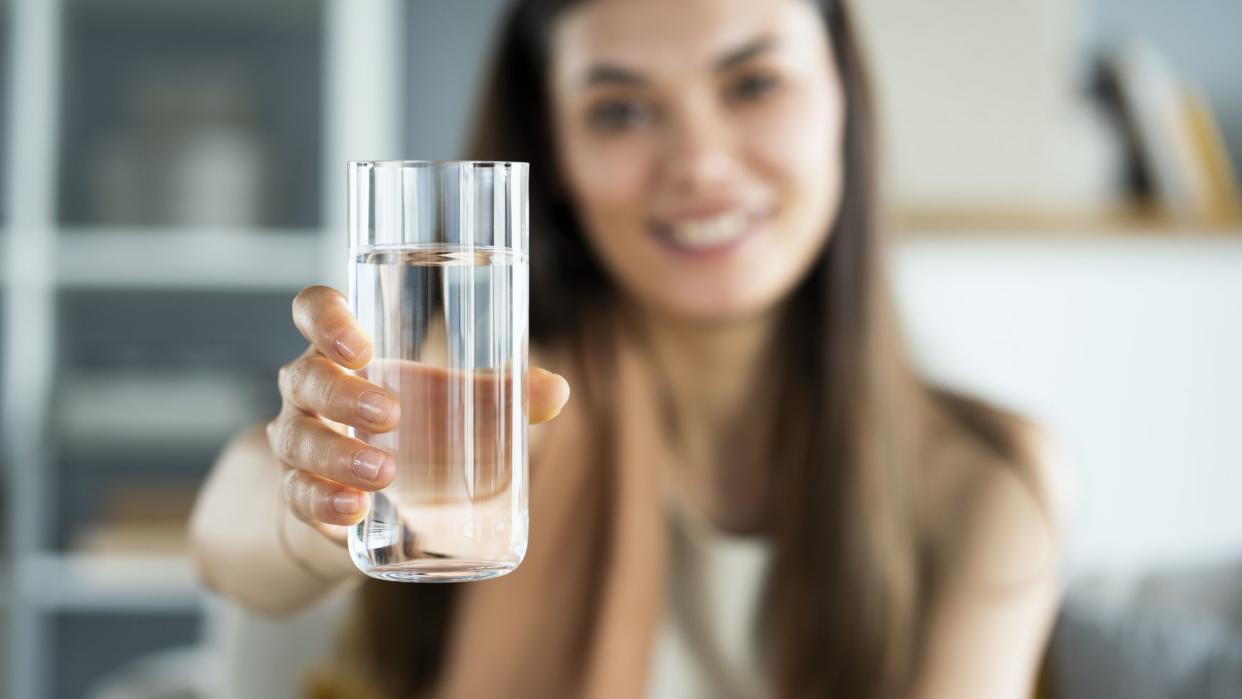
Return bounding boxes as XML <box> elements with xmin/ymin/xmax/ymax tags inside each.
<box><xmin>658</xmin><ymin>94</ymin><xmax>739</xmax><ymax>196</ymax></box>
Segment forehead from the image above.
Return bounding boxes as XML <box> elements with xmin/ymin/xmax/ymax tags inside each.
<box><xmin>551</xmin><ymin>0</ymin><xmax>825</xmax><ymax>82</ymax></box>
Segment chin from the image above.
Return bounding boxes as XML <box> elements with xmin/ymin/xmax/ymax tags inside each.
<box><xmin>654</xmin><ymin>286</ymin><xmax>788</xmax><ymax>325</ymax></box>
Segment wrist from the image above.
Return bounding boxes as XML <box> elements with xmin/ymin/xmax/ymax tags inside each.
<box><xmin>275</xmin><ymin>490</ymin><xmax>360</xmax><ymax>585</ymax></box>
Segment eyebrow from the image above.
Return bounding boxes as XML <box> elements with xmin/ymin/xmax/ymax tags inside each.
<box><xmin>581</xmin><ymin>35</ymin><xmax>779</xmax><ymax>88</ymax></box>
<box><xmin>583</xmin><ymin>65</ymin><xmax>646</xmax><ymax>87</ymax></box>
<box><xmin>715</xmin><ymin>36</ymin><xmax>778</xmax><ymax>70</ymax></box>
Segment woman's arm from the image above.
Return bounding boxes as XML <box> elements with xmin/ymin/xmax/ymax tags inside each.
<box><xmin>189</xmin><ymin>286</ymin><xmax>570</xmax><ymax>618</ymax></box>
<box><xmin>910</xmin><ymin>430</ymin><xmax>1068</xmax><ymax>699</ymax></box>
<box><xmin>189</xmin><ymin>423</ymin><xmax>363</xmax><ymax>617</ymax></box>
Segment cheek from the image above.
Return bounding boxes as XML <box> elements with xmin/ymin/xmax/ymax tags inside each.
<box><xmin>560</xmin><ymin>129</ymin><xmax>653</xmax><ymax>231</ymax></box>
<box><xmin>744</xmin><ymin>85</ymin><xmax>844</xmax><ymax>235</ymax></box>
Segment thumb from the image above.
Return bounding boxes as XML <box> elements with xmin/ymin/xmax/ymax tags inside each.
<box><xmin>529</xmin><ymin>367</ymin><xmax>571</xmax><ymax>424</ymax></box>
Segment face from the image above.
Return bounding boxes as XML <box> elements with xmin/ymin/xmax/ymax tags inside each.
<box><xmin>549</xmin><ymin>0</ymin><xmax>845</xmax><ymax>324</ymax></box>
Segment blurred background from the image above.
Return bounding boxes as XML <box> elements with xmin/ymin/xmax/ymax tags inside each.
<box><xmin>0</xmin><ymin>0</ymin><xmax>1239</xmax><ymax>697</ymax></box>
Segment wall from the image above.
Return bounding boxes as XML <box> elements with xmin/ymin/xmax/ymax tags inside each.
<box><xmin>403</xmin><ymin>1</ymin><xmax>1242</xmax><ymax>192</ymax></box>
<box><xmin>894</xmin><ymin>238</ymin><xmax>1242</xmax><ymax>575</ymax></box>
<box><xmin>403</xmin><ymin>0</ymin><xmax>510</xmax><ymax>160</ymax></box>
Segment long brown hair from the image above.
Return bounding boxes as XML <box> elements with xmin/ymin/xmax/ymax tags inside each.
<box><xmin>324</xmin><ymin>1</ymin><xmax>1039</xmax><ymax>697</ymax></box>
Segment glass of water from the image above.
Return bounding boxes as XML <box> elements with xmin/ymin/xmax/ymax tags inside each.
<box><xmin>346</xmin><ymin>160</ymin><xmax>529</xmax><ymax>582</ymax></box>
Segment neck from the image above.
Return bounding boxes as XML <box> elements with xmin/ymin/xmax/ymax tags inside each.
<box><xmin>623</xmin><ymin>302</ymin><xmax>787</xmax><ymax>531</ymax></box>
<box><xmin>630</xmin><ymin>305</ymin><xmax>783</xmax><ymax>431</ymax></box>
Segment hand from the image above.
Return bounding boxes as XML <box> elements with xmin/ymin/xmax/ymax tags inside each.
<box><xmin>265</xmin><ymin>285</ymin><xmax>570</xmax><ymax>545</ymax></box>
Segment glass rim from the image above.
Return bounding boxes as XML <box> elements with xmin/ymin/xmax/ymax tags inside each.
<box><xmin>348</xmin><ymin>159</ymin><xmax>529</xmax><ymax>169</ymax></box>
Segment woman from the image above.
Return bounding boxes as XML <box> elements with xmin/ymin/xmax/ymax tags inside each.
<box><xmin>191</xmin><ymin>0</ymin><xmax>1063</xmax><ymax>696</ymax></box>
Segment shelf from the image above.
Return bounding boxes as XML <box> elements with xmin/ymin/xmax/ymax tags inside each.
<box><xmin>68</xmin><ymin>0</ymin><xmax>318</xmax><ymax>27</ymax></box>
<box><xmin>3</xmin><ymin>1</ymin><xmax>402</xmax><ymax>696</ymax></box>
<box><xmin>895</xmin><ymin>230</ymin><xmax>1242</xmax><ymax>261</ymax></box>
<box><xmin>58</xmin><ymin>0</ymin><xmax>324</xmax><ymax>228</ymax></box>
<box><xmin>56</xmin><ymin>227</ymin><xmax>327</xmax><ymax>290</ymax></box>
<box><xmin>19</xmin><ymin>552</ymin><xmax>202</xmax><ymax>613</ymax></box>
<box><xmin>56</xmin><ymin>368</ymin><xmax>270</xmax><ymax>446</ymax></box>
<box><xmin>48</xmin><ymin>226</ymin><xmax>1242</xmax><ymax>292</ymax></box>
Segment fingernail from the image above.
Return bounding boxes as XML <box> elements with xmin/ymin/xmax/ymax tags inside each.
<box><xmin>357</xmin><ymin>391</ymin><xmax>395</xmax><ymax>423</ymax></box>
<box><xmin>334</xmin><ymin>328</ymin><xmax>366</xmax><ymax>362</ymax></box>
<box><xmin>351</xmin><ymin>449</ymin><xmax>389</xmax><ymax>481</ymax></box>
<box><xmin>332</xmin><ymin>492</ymin><xmax>361</xmax><ymax>515</ymax></box>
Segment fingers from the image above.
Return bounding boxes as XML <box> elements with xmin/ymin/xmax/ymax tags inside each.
<box><xmin>292</xmin><ymin>285</ymin><xmax>372</xmax><ymax>369</ymax></box>
<box><xmin>268</xmin><ymin>412</ymin><xmax>395</xmax><ymax>491</ymax></box>
<box><xmin>530</xmin><ymin>367</ymin><xmax>571</xmax><ymax>424</ymax></box>
<box><xmin>269</xmin><ymin>361</ymin><xmax>571</xmax><ymax>529</ymax></box>
<box><xmin>279</xmin><ymin>353</ymin><xmax>400</xmax><ymax>431</ymax></box>
<box><xmin>360</xmin><ymin>358</ymin><xmax>570</xmax><ymax>426</ymax></box>
<box><xmin>281</xmin><ymin>468</ymin><xmax>369</xmax><ymax>527</ymax></box>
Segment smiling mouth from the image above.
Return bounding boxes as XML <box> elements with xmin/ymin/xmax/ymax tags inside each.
<box><xmin>650</xmin><ymin>208</ymin><xmax>770</xmax><ymax>255</ymax></box>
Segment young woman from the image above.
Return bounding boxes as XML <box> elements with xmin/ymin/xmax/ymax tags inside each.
<box><xmin>191</xmin><ymin>0</ymin><xmax>1063</xmax><ymax>696</ymax></box>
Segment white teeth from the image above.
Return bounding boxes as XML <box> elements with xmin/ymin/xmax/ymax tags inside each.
<box><xmin>668</xmin><ymin>211</ymin><xmax>748</xmax><ymax>249</ymax></box>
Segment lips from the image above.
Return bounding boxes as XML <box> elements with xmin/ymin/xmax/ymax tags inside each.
<box><xmin>649</xmin><ymin>206</ymin><xmax>770</xmax><ymax>256</ymax></box>
<box><xmin>665</xmin><ymin>210</ymin><xmax>749</xmax><ymax>249</ymax></box>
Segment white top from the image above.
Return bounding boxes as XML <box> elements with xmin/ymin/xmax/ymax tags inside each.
<box><xmin>647</xmin><ymin>502</ymin><xmax>774</xmax><ymax>698</ymax></box>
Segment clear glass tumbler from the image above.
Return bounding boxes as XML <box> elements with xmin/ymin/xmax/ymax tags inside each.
<box><xmin>346</xmin><ymin>160</ymin><xmax>529</xmax><ymax>582</ymax></box>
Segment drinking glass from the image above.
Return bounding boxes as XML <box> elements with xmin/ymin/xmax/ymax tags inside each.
<box><xmin>346</xmin><ymin>160</ymin><xmax>529</xmax><ymax>582</ymax></box>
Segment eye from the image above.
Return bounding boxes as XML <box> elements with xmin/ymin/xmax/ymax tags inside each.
<box><xmin>586</xmin><ymin>97</ymin><xmax>656</xmax><ymax>133</ymax></box>
<box><xmin>727</xmin><ymin>71</ymin><xmax>780</xmax><ymax>104</ymax></box>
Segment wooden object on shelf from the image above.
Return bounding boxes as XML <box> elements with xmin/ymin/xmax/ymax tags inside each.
<box><xmin>71</xmin><ymin>485</ymin><xmax>198</xmax><ymax>556</ymax></box>
<box><xmin>1109</xmin><ymin>39</ymin><xmax>1242</xmax><ymax>228</ymax></box>
<box><xmin>1184</xmin><ymin>90</ymin><xmax>1242</xmax><ymax>226</ymax></box>
<box><xmin>892</xmin><ymin>202</ymin><xmax>1242</xmax><ymax>238</ymax></box>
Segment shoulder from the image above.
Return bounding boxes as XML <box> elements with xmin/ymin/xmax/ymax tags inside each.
<box><xmin>910</xmin><ymin>397</ymin><xmax>1067</xmax><ymax>696</ymax></box>
<box><xmin>917</xmin><ymin>391</ymin><xmax>1069</xmax><ymax>590</ymax></box>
